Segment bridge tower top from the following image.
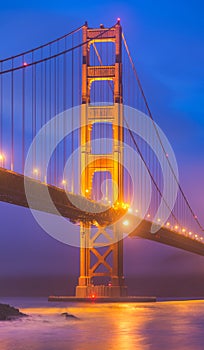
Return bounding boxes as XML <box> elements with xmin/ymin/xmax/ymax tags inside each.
<box><xmin>81</xmin><ymin>20</ymin><xmax>123</xmax><ymax>104</ymax></box>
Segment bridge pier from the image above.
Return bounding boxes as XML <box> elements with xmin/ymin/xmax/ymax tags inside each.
<box><xmin>76</xmin><ymin>285</ymin><xmax>128</xmax><ymax>298</ymax></box>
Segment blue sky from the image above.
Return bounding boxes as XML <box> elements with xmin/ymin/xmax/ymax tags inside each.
<box><xmin>1</xmin><ymin>1</ymin><xmax>203</xmax><ymax>156</ymax></box>
<box><xmin>0</xmin><ymin>0</ymin><xmax>204</xmax><ymax>295</ymax></box>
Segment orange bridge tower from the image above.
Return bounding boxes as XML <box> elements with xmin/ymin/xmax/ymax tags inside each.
<box><xmin>76</xmin><ymin>20</ymin><xmax>127</xmax><ymax>298</ymax></box>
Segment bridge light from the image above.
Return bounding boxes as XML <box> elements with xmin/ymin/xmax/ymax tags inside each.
<box><xmin>33</xmin><ymin>168</ymin><xmax>40</xmax><ymax>179</ymax></box>
<box><xmin>62</xmin><ymin>179</ymin><xmax>67</xmax><ymax>186</ymax></box>
<box><xmin>0</xmin><ymin>153</ymin><xmax>5</xmax><ymax>167</ymax></box>
<box><xmin>174</xmin><ymin>225</ymin><xmax>178</xmax><ymax>230</ymax></box>
<box><xmin>85</xmin><ymin>189</ymin><xmax>89</xmax><ymax>193</ymax></box>
<box><xmin>122</xmin><ymin>203</ymin><xmax>129</xmax><ymax>209</ymax></box>
<box><xmin>117</xmin><ymin>17</ymin><xmax>121</xmax><ymax>23</ymax></box>
<box><xmin>182</xmin><ymin>228</ymin><xmax>186</xmax><ymax>233</ymax></box>
<box><xmin>166</xmin><ymin>222</ymin><xmax>170</xmax><ymax>226</ymax></box>
<box><xmin>33</xmin><ymin>168</ymin><xmax>39</xmax><ymax>175</ymax></box>
<box><xmin>90</xmin><ymin>293</ymin><xmax>96</xmax><ymax>301</ymax></box>
<box><xmin>147</xmin><ymin>213</ymin><xmax>150</xmax><ymax>218</ymax></box>
<box><xmin>157</xmin><ymin>218</ymin><xmax>161</xmax><ymax>223</ymax></box>
<box><xmin>23</xmin><ymin>61</ymin><xmax>28</xmax><ymax>67</ymax></box>
<box><xmin>135</xmin><ymin>209</ymin><xmax>139</xmax><ymax>214</ymax></box>
<box><xmin>189</xmin><ymin>231</ymin><xmax>192</xmax><ymax>236</ymax></box>
<box><xmin>123</xmin><ymin>220</ymin><xmax>129</xmax><ymax>226</ymax></box>
<box><xmin>128</xmin><ymin>207</ymin><xmax>133</xmax><ymax>213</ymax></box>
<box><xmin>195</xmin><ymin>234</ymin><xmax>198</xmax><ymax>238</ymax></box>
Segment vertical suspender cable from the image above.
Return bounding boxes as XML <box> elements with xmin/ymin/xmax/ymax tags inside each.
<box><xmin>72</xmin><ymin>34</ymin><xmax>74</xmax><ymax>192</ymax></box>
<box><xmin>49</xmin><ymin>45</ymin><xmax>52</xmax><ymax>185</ymax></box>
<box><xmin>54</xmin><ymin>57</ymin><xmax>56</xmax><ymax>185</ymax></box>
<box><xmin>22</xmin><ymin>55</ymin><xmax>25</xmax><ymax>173</ymax></box>
<box><xmin>31</xmin><ymin>51</ymin><xmax>34</xmax><ymax>172</ymax></box>
<box><xmin>63</xmin><ymin>40</ymin><xmax>66</xmax><ymax>172</ymax></box>
<box><xmin>11</xmin><ymin>58</ymin><xmax>14</xmax><ymax>171</ymax></box>
<box><xmin>57</xmin><ymin>41</ymin><xmax>60</xmax><ymax>186</ymax></box>
<box><xmin>40</xmin><ymin>49</ymin><xmax>43</xmax><ymax>180</ymax></box>
<box><xmin>0</xmin><ymin>62</ymin><xmax>2</xmax><ymax>156</ymax></box>
<box><xmin>44</xmin><ymin>59</ymin><xmax>47</xmax><ymax>183</ymax></box>
<box><xmin>33</xmin><ymin>51</ymin><xmax>36</xmax><ymax>171</ymax></box>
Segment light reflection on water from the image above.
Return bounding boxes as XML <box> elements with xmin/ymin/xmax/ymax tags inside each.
<box><xmin>0</xmin><ymin>298</ymin><xmax>204</xmax><ymax>350</ymax></box>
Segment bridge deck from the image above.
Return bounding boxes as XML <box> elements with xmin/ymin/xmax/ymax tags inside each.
<box><xmin>1</xmin><ymin>167</ymin><xmax>204</xmax><ymax>256</ymax></box>
<box><xmin>0</xmin><ymin>168</ymin><xmax>123</xmax><ymax>226</ymax></box>
<box><xmin>130</xmin><ymin>220</ymin><xmax>204</xmax><ymax>256</ymax></box>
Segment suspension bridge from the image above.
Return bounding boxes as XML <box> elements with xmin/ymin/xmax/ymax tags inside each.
<box><xmin>0</xmin><ymin>19</ymin><xmax>204</xmax><ymax>300</ymax></box>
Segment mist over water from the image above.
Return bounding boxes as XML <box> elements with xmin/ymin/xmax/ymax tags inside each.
<box><xmin>0</xmin><ymin>297</ymin><xmax>204</xmax><ymax>350</ymax></box>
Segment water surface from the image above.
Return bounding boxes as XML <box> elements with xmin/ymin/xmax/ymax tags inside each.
<box><xmin>0</xmin><ymin>297</ymin><xmax>204</xmax><ymax>349</ymax></box>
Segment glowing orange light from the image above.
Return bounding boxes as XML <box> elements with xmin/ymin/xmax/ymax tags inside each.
<box><xmin>0</xmin><ymin>153</ymin><xmax>5</xmax><ymax>161</ymax></box>
<box><xmin>90</xmin><ymin>293</ymin><xmax>96</xmax><ymax>300</ymax></box>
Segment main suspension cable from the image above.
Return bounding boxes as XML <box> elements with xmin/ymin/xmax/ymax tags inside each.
<box><xmin>122</xmin><ymin>31</ymin><xmax>204</xmax><ymax>232</ymax></box>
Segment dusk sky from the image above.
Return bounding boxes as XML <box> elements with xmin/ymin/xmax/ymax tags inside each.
<box><xmin>0</xmin><ymin>0</ymin><xmax>204</xmax><ymax>296</ymax></box>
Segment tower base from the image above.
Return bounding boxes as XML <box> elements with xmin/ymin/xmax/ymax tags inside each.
<box><xmin>75</xmin><ymin>284</ymin><xmax>128</xmax><ymax>298</ymax></box>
